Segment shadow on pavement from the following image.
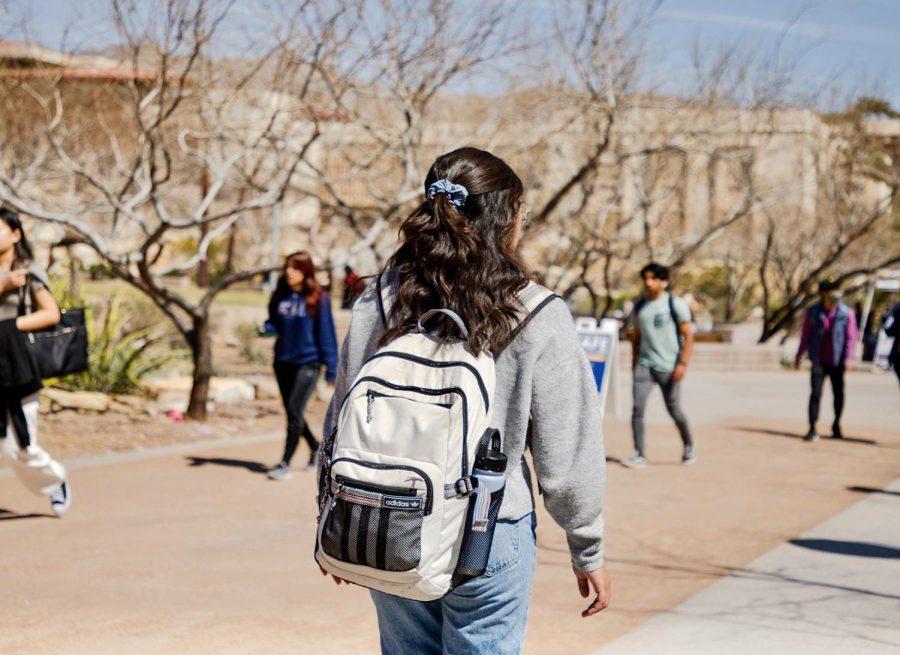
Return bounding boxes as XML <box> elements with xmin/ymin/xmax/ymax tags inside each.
<box><xmin>731</xmin><ymin>426</ymin><xmax>877</xmax><ymax>446</ymax></box>
<box><xmin>848</xmin><ymin>485</ymin><xmax>900</xmax><ymax>498</ymax></box>
<box><xmin>789</xmin><ymin>538</ymin><xmax>900</xmax><ymax>560</ymax></box>
<box><xmin>0</xmin><ymin>507</ymin><xmax>55</xmax><ymax>521</ymax></box>
<box><xmin>185</xmin><ymin>456</ymin><xmax>269</xmax><ymax>474</ymax></box>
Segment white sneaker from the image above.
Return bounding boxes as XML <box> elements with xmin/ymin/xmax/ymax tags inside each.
<box><xmin>622</xmin><ymin>453</ymin><xmax>648</xmax><ymax>468</ymax></box>
<box><xmin>267</xmin><ymin>462</ymin><xmax>293</xmax><ymax>481</ymax></box>
<box><xmin>682</xmin><ymin>444</ymin><xmax>696</xmax><ymax>465</ymax></box>
<box><xmin>50</xmin><ymin>480</ymin><xmax>71</xmax><ymax>517</ymax></box>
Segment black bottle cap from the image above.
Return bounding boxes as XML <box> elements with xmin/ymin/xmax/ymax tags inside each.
<box><xmin>474</xmin><ymin>449</ymin><xmax>507</xmax><ymax>474</ymax></box>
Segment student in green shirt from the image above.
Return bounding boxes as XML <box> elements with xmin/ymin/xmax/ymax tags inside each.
<box><xmin>624</xmin><ymin>263</ymin><xmax>695</xmax><ymax>468</ymax></box>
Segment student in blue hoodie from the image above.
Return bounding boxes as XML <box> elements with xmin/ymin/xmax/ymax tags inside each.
<box><xmin>263</xmin><ymin>252</ymin><xmax>338</xmax><ymax>480</ymax></box>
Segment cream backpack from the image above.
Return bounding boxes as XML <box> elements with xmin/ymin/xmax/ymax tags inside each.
<box><xmin>315</xmin><ymin>276</ymin><xmax>555</xmax><ymax>600</ymax></box>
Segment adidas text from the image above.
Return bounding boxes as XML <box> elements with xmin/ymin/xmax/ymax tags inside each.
<box><xmin>382</xmin><ymin>496</ymin><xmax>423</xmax><ymax>510</ymax></box>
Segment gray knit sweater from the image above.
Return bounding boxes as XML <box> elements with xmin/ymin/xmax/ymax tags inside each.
<box><xmin>323</xmin><ymin>277</ymin><xmax>607</xmax><ymax>570</ymax></box>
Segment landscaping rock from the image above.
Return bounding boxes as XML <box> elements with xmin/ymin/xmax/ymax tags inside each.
<box><xmin>210</xmin><ymin>379</ymin><xmax>256</xmax><ymax>404</ymax></box>
<box><xmin>141</xmin><ymin>378</ymin><xmax>192</xmax><ymax>397</ymax></box>
<box><xmin>144</xmin><ymin>376</ymin><xmax>257</xmax><ymax>408</ymax></box>
<box><xmin>244</xmin><ymin>375</ymin><xmax>280</xmax><ymax>400</ymax></box>
<box><xmin>109</xmin><ymin>395</ymin><xmax>151</xmax><ymax>416</ymax></box>
<box><xmin>43</xmin><ymin>389</ymin><xmax>110</xmax><ymax>413</ymax></box>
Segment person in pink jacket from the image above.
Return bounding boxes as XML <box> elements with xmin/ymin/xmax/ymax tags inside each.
<box><xmin>795</xmin><ymin>278</ymin><xmax>858</xmax><ymax>441</ymax></box>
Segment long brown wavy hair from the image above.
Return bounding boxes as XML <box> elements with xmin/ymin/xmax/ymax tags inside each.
<box><xmin>272</xmin><ymin>251</ymin><xmax>323</xmax><ymax>317</ymax></box>
<box><xmin>380</xmin><ymin>147</ymin><xmax>530</xmax><ymax>355</ymax></box>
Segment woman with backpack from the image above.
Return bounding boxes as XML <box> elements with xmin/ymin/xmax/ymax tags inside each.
<box><xmin>319</xmin><ymin>148</ymin><xmax>610</xmax><ymax>654</ymax></box>
<box><xmin>262</xmin><ymin>251</ymin><xmax>338</xmax><ymax>481</ymax></box>
<box><xmin>0</xmin><ymin>208</ymin><xmax>71</xmax><ymax>516</ymax></box>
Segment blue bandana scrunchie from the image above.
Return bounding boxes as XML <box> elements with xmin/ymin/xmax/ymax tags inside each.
<box><xmin>427</xmin><ymin>179</ymin><xmax>468</xmax><ymax>207</ymax></box>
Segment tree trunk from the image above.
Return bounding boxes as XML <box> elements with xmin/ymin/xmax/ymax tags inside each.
<box><xmin>186</xmin><ymin>315</ymin><xmax>213</xmax><ymax>420</ymax></box>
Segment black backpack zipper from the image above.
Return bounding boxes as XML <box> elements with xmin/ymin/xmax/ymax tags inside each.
<box><xmin>331</xmin><ymin>457</ymin><xmax>434</xmax><ymax>514</ymax></box>
<box><xmin>364</xmin><ymin>351</ymin><xmax>489</xmax><ymax>410</ymax></box>
<box><xmin>365</xmin><ymin>390</ymin><xmax>452</xmax><ymax>423</ymax></box>
<box><xmin>338</xmin><ymin>376</ymin><xmax>470</xmax><ymax>476</ymax></box>
<box><xmin>334</xmin><ymin>474</ymin><xmax>419</xmax><ymax>498</ymax></box>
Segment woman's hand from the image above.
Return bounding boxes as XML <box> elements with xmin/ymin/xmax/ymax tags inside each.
<box><xmin>573</xmin><ymin>563</ymin><xmax>611</xmax><ymax>617</ymax></box>
<box><xmin>1</xmin><ymin>268</ymin><xmax>27</xmax><ymax>293</ymax></box>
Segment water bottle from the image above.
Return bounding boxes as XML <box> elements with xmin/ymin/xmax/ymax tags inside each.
<box><xmin>471</xmin><ymin>442</ymin><xmax>507</xmax><ymax>531</ymax></box>
<box><xmin>453</xmin><ymin>429</ymin><xmax>507</xmax><ymax>585</ymax></box>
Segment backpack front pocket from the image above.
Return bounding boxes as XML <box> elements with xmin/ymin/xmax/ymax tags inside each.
<box><xmin>321</xmin><ymin>475</ymin><xmax>426</xmax><ymax>572</ymax></box>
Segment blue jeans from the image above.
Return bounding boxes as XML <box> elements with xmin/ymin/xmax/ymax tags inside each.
<box><xmin>371</xmin><ymin>513</ymin><xmax>538</xmax><ymax>655</ymax></box>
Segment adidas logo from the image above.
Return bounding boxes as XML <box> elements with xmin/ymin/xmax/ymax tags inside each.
<box><xmin>382</xmin><ymin>496</ymin><xmax>423</xmax><ymax>511</ymax></box>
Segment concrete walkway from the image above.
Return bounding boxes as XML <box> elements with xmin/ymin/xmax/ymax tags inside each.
<box><xmin>594</xmin><ymin>478</ymin><xmax>900</xmax><ymax>654</ymax></box>
<box><xmin>2</xmin><ymin>368</ymin><xmax>898</xmax><ymax>654</ymax></box>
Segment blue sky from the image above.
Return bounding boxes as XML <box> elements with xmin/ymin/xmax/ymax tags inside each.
<box><xmin>5</xmin><ymin>0</ymin><xmax>900</xmax><ymax>110</ymax></box>
<box><xmin>645</xmin><ymin>0</ymin><xmax>900</xmax><ymax>108</ymax></box>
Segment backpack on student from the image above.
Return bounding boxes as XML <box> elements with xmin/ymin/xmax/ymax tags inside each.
<box><xmin>314</xmin><ymin>274</ymin><xmax>556</xmax><ymax>600</ymax></box>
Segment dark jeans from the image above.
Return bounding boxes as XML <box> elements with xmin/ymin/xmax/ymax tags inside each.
<box><xmin>274</xmin><ymin>361</ymin><xmax>320</xmax><ymax>465</ymax></box>
<box><xmin>809</xmin><ymin>363</ymin><xmax>845</xmax><ymax>429</ymax></box>
<box><xmin>631</xmin><ymin>364</ymin><xmax>693</xmax><ymax>457</ymax></box>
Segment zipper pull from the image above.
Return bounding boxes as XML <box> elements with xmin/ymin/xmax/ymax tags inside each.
<box><xmin>330</xmin><ymin>483</ymin><xmax>344</xmax><ymax>510</ymax></box>
<box><xmin>366</xmin><ymin>390</ymin><xmax>375</xmax><ymax>424</ymax></box>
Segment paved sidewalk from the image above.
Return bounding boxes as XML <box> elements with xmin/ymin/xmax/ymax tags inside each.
<box><xmin>595</xmin><ymin>478</ymin><xmax>900</xmax><ymax>655</ymax></box>
<box><xmin>1</xmin><ymin>369</ymin><xmax>897</xmax><ymax>654</ymax></box>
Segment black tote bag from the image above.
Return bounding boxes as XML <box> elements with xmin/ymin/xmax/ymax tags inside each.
<box><xmin>18</xmin><ymin>279</ymin><xmax>89</xmax><ymax>379</ymax></box>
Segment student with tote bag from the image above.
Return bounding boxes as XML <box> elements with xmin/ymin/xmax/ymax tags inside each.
<box><xmin>0</xmin><ymin>208</ymin><xmax>71</xmax><ymax>516</ymax></box>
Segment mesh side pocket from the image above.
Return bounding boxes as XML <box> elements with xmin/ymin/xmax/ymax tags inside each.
<box><xmin>452</xmin><ymin>487</ymin><xmax>505</xmax><ymax>588</ymax></box>
<box><xmin>380</xmin><ymin>508</ymin><xmax>423</xmax><ymax>571</ymax></box>
<box><xmin>321</xmin><ymin>487</ymin><xmax>424</xmax><ymax>572</ymax></box>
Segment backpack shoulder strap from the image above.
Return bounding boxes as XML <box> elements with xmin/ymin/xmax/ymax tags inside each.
<box><xmin>669</xmin><ymin>294</ymin><xmax>681</xmax><ymax>361</ymax></box>
<box><xmin>375</xmin><ymin>268</ymin><xmax>400</xmax><ymax>329</ymax></box>
<box><xmin>494</xmin><ymin>283</ymin><xmax>559</xmax><ymax>357</ymax></box>
<box><xmin>375</xmin><ymin>272</ymin><xmax>387</xmax><ymax>327</ymax></box>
